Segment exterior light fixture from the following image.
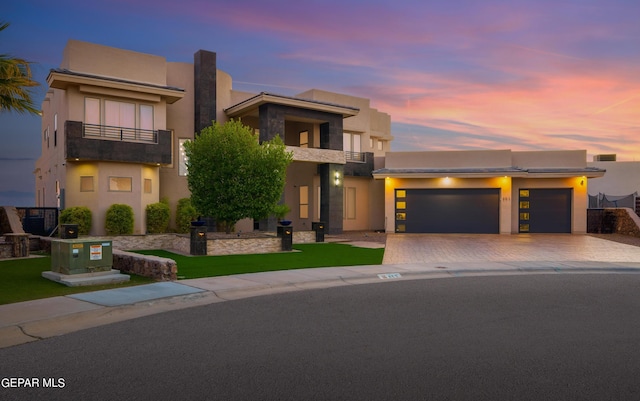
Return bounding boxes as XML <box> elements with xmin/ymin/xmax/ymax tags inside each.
<box><xmin>334</xmin><ymin>171</ymin><xmax>340</xmax><ymax>186</ymax></box>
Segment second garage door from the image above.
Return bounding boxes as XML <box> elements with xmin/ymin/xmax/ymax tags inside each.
<box><xmin>396</xmin><ymin>188</ymin><xmax>500</xmax><ymax>233</ymax></box>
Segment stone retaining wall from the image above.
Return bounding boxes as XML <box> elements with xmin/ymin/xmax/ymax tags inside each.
<box><xmin>587</xmin><ymin>208</ymin><xmax>640</xmax><ymax>237</ymax></box>
<box><xmin>113</xmin><ymin>250</ymin><xmax>177</xmax><ymax>281</ymax></box>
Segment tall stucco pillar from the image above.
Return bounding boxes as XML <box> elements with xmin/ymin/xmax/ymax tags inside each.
<box><xmin>319</xmin><ymin>163</ymin><xmax>344</xmax><ymax>234</ymax></box>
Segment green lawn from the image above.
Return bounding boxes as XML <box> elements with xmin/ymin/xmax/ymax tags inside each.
<box><xmin>0</xmin><ymin>256</ymin><xmax>154</xmax><ymax>305</ymax></box>
<box><xmin>134</xmin><ymin>243</ymin><xmax>384</xmax><ymax>279</ymax></box>
<box><xmin>0</xmin><ymin>243</ymin><xmax>384</xmax><ymax>305</ymax></box>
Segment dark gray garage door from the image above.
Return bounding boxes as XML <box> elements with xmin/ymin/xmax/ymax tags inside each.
<box><xmin>518</xmin><ymin>188</ymin><xmax>572</xmax><ymax>233</ymax></box>
<box><xmin>395</xmin><ymin>188</ymin><xmax>500</xmax><ymax>233</ymax></box>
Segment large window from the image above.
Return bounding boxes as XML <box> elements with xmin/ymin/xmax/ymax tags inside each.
<box><xmin>80</xmin><ymin>176</ymin><xmax>94</xmax><ymax>192</ymax></box>
<box><xmin>299</xmin><ymin>186</ymin><xmax>309</xmax><ymax>219</ymax></box>
<box><xmin>109</xmin><ymin>177</ymin><xmax>132</xmax><ymax>192</ymax></box>
<box><xmin>85</xmin><ymin>98</ymin><xmax>100</xmax><ymax>125</ymax></box>
<box><xmin>299</xmin><ymin>131</ymin><xmax>309</xmax><ymax>148</ymax></box>
<box><xmin>105</xmin><ymin>100</ymin><xmax>135</xmax><ymax>128</ymax></box>
<box><xmin>140</xmin><ymin>105</ymin><xmax>154</xmax><ymax>130</ymax></box>
<box><xmin>343</xmin><ymin>133</ymin><xmax>361</xmax><ymax>153</ymax></box>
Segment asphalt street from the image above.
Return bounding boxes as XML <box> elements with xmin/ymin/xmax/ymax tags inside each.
<box><xmin>1</xmin><ymin>273</ymin><xmax>640</xmax><ymax>401</ymax></box>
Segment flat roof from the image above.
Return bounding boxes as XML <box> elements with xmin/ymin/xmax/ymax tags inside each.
<box><xmin>372</xmin><ymin>166</ymin><xmax>606</xmax><ymax>179</ymax></box>
<box><xmin>224</xmin><ymin>92</ymin><xmax>359</xmax><ymax>118</ymax></box>
<box><xmin>47</xmin><ymin>68</ymin><xmax>185</xmax><ymax>104</ymax></box>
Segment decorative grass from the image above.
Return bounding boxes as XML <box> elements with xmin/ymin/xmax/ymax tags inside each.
<box><xmin>0</xmin><ymin>256</ymin><xmax>154</xmax><ymax>305</ymax></box>
<box><xmin>133</xmin><ymin>243</ymin><xmax>384</xmax><ymax>279</ymax></box>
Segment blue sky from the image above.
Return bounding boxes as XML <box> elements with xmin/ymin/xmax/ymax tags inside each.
<box><xmin>2</xmin><ymin>0</ymin><xmax>639</xmax><ymax>206</ymax></box>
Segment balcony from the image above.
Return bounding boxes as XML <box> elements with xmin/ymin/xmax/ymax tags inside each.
<box><xmin>65</xmin><ymin>121</ymin><xmax>172</xmax><ymax>165</ymax></box>
<box><xmin>83</xmin><ymin>123</ymin><xmax>157</xmax><ymax>143</ymax></box>
<box><xmin>345</xmin><ymin>151</ymin><xmax>365</xmax><ymax>163</ymax></box>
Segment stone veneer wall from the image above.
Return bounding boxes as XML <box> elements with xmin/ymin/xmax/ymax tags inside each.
<box><xmin>610</xmin><ymin>208</ymin><xmax>640</xmax><ymax>237</ymax></box>
<box><xmin>113</xmin><ymin>250</ymin><xmax>177</xmax><ymax>281</ymax></box>
<box><xmin>36</xmin><ymin>231</ymin><xmax>318</xmax><ymax>280</ymax></box>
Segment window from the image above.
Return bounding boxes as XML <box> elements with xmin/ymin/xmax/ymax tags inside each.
<box><xmin>140</xmin><ymin>105</ymin><xmax>154</xmax><ymax>131</ymax></box>
<box><xmin>377</xmin><ymin>140</ymin><xmax>384</xmax><ymax>151</ymax></box>
<box><xmin>299</xmin><ymin>131</ymin><xmax>309</xmax><ymax>148</ymax></box>
<box><xmin>85</xmin><ymin>98</ymin><xmax>100</xmax><ymax>125</ymax></box>
<box><xmin>80</xmin><ymin>176</ymin><xmax>94</xmax><ymax>192</ymax></box>
<box><xmin>178</xmin><ymin>139</ymin><xmax>189</xmax><ymax>176</ymax></box>
<box><xmin>109</xmin><ymin>177</ymin><xmax>132</xmax><ymax>192</ymax></box>
<box><xmin>369</xmin><ymin>138</ymin><xmax>374</xmax><ymax>148</ymax></box>
<box><xmin>144</xmin><ymin>178</ymin><xmax>152</xmax><ymax>194</ymax></box>
<box><xmin>343</xmin><ymin>133</ymin><xmax>361</xmax><ymax>153</ymax></box>
<box><xmin>299</xmin><ymin>186</ymin><xmax>309</xmax><ymax>219</ymax></box>
<box><xmin>54</xmin><ymin>114</ymin><xmax>58</xmax><ymax>147</ymax></box>
<box><xmin>105</xmin><ymin>100</ymin><xmax>135</xmax><ymax>128</ymax></box>
<box><xmin>344</xmin><ymin>187</ymin><xmax>356</xmax><ymax>220</ymax></box>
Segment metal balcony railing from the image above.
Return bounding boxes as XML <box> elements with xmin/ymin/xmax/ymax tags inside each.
<box><xmin>83</xmin><ymin>123</ymin><xmax>158</xmax><ymax>143</ymax></box>
<box><xmin>345</xmin><ymin>151</ymin><xmax>366</xmax><ymax>163</ymax></box>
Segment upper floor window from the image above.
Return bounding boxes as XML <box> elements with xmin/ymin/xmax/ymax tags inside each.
<box><xmin>377</xmin><ymin>140</ymin><xmax>384</xmax><ymax>151</ymax></box>
<box><xmin>84</xmin><ymin>97</ymin><xmax>153</xmax><ymax>130</ymax></box>
<box><xmin>343</xmin><ymin>133</ymin><xmax>361</xmax><ymax>153</ymax></box>
<box><xmin>299</xmin><ymin>131</ymin><xmax>309</xmax><ymax>148</ymax></box>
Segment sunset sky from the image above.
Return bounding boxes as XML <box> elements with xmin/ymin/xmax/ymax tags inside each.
<box><xmin>2</xmin><ymin>0</ymin><xmax>639</xmax><ymax>205</ymax></box>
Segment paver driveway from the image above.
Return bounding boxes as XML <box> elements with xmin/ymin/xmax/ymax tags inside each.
<box><xmin>383</xmin><ymin>234</ymin><xmax>640</xmax><ymax>265</ymax></box>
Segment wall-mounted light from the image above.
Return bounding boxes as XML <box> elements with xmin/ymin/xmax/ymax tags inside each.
<box><xmin>443</xmin><ymin>176</ymin><xmax>451</xmax><ymax>185</ymax></box>
<box><xmin>334</xmin><ymin>171</ymin><xmax>340</xmax><ymax>186</ymax></box>
<box><xmin>580</xmin><ymin>180</ymin><xmax>584</xmax><ymax>186</ymax></box>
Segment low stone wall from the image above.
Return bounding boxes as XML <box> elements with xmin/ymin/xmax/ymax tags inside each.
<box><xmin>113</xmin><ymin>250</ymin><xmax>177</xmax><ymax>281</ymax></box>
<box><xmin>208</xmin><ymin>237</ymin><xmax>281</xmax><ymax>256</ymax></box>
<box><xmin>587</xmin><ymin>208</ymin><xmax>640</xmax><ymax>237</ymax></box>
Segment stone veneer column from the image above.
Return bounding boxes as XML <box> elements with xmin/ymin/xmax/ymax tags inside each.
<box><xmin>319</xmin><ymin>163</ymin><xmax>344</xmax><ymax>235</ymax></box>
<box><xmin>258</xmin><ymin>104</ymin><xmax>285</xmax><ymax>143</ymax></box>
<box><xmin>194</xmin><ymin>50</ymin><xmax>217</xmax><ymax>134</ymax></box>
<box><xmin>319</xmin><ymin>119</ymin><xmax>343</xmax><ymax>151</ymax></box>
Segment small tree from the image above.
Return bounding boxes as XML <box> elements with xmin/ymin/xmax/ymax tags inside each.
<box><xmin>59</xmin><ymin>206</ymin><xmax>92</xmax><ymax>235</ymax></box>
<box><xmin>184</xmin><ymin>119</ymin><xmax>292</xmax><ymax>233</ymax></box>
<box><xmin>105</xmin><ymin>204</ymin><xmax>134</xmax><ymax>235</ymax></box>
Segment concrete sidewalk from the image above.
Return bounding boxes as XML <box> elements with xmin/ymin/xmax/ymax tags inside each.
<box><xmin>2</xmin><ymin>257</ymin><xmax>640</xmax><ymax>350</ymax></box>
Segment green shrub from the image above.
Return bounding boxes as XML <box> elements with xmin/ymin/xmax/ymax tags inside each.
<box><xmin>146</xmin><ymin>202</ymin><xmax>170</xmax><ymax>234</ymax></box>
<box><xmin>105</xmin><ymin>204</ymin><xmax>134</xmax><ymax>235</ymax></box>
<box><xmin>59</xmin><ymin>206</ymin><xmax>92</xmax><ymax>235</ymax></box>
<box><xmin>176</xmin><ymin>198</ymin><xmax>198</xmax><ymax>233</ymax></box>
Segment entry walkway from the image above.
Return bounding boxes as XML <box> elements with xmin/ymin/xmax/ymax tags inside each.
<box><xmin>2</xmin><ymin>234</ymin><xmax>640</xmax><ymax>349</ymax></box>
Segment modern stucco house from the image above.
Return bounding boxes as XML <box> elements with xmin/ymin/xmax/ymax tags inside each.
<box><xmin>35</xmin><ymin>39</ymin><xmax>605</xmax><ymax>236</ymax></box>
<box><xmin>34</xmin><ymin>40</ymin><xmax>391</xmax><ymax>235</ymax></box>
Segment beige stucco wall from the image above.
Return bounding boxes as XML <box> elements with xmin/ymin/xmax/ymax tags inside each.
<box><xmin>513</xmin><ymin>150</ymin><xmax>587</xmax><ymax>168</ymax></box>
<box><xmin>386</xmin><ymin>150</ymin><xmax>513</xmax><ymax>169</ymax></box>
<box><xmin>587</xmin><ymin>161</ymin><xmax>640</xmax><ymax>196</ymax></box>
<box><xmin>61</xmin><ymin>40</ymin><xmax>168</xmax><ymax>86</ymax></box>
<box><xmin>65</xmin><ymin>161</ymin><xmax>160</xmax><ymax>235</ymax></box>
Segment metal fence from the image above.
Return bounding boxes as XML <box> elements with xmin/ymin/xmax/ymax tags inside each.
<box><xmin>16</xmin><ymin>207</ymin><xmax>58</xmax><ymax>236</ymax></box>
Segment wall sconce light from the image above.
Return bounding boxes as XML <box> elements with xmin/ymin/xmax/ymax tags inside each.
<box><xmin>334</xmin><ymin>171</ymin><xmax>340</xmax><ymax>186</ymax></box>
<box><xmin>580</xmin><ymin>180</ymin><xmax>584</xmax><ymax>186</ymax></box>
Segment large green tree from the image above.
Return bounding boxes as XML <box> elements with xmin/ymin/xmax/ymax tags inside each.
<box><xmin>0</xmin><ymin>22</ymin><xmax>40</xmax><ymax>115</ymax></box>
<box><xmin>184</xmin><ymin>119</ymin><xmax>292</xmax><ymax>233</ymax></box>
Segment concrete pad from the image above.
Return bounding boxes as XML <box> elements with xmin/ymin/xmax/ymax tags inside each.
<box><xmin>42</xmin><ymin>269</ymin><xmax>130</xmax><ymax>287</ymax></box>
<box><xmin>67</xmin><ymin>282</ymin><xmax>204</xmax><ymax>307</ymax></box>
<box><xmin>0</xmin><ymin>296</ymin><xmax>103</xmax><ymax>327</ymax></box>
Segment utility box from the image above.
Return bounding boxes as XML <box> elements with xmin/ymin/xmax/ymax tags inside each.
<box><xmin>60</xmin><ymin>224</ymin><xmax>79</xmax><ymax>239</ymax></box>
<box><xmin>50</xmin><ymin>239</ymin><xmax>113</xmax><ymax>275</ymax></box>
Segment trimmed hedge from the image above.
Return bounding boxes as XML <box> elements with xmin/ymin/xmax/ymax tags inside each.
<box><xmin>59</xmin><ymin>206</ymin><xmax>92</xmax><ymax>235</ymax></box>
<box><xmin>146</xmin><ymin>202</ymin><xmax>170</xmax><ymax>234</ymax></box>
<box><xmin>105</xmin><ymin>204</ymin><xmax>134</xmax><ymax>235</ymax></box>
<box><xmin>176</xmin><ymin>198</ymin><xmax>198</xmax><ymax>233</ymax></box>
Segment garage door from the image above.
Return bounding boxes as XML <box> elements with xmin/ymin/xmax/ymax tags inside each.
<box><xmin>518</xmin><ymin>189</ymin><xmax>571</xmax><ymax>233</ymax></box>
<box><xmin>395</xmin><ymin>188</ymin><xmax>500</xmax><ymax>233</ymax></box>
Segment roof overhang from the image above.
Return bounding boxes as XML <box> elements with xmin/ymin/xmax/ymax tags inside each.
<box><xmin>225</xmin><ymin>92</ymin><xmax>359</xmax><ymax>119</ymax></box>
<box><xmin>372</xmin><ymin>167</ymin><xmax>606</xmax><ymax>179</ymax></box>
<box><xmin>47</xmin><ymin>69</ymin><xmax>185</xmax><ymax>104</ymax></box>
